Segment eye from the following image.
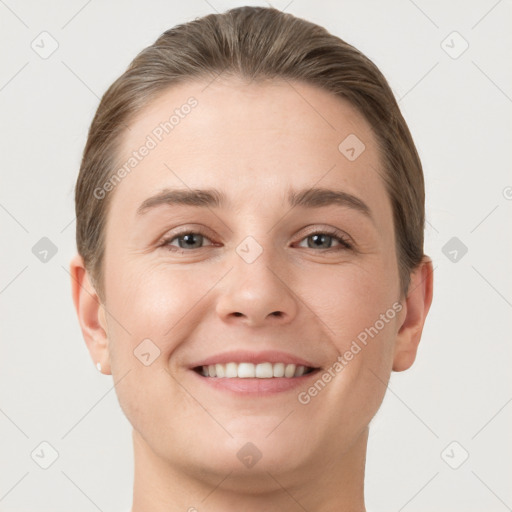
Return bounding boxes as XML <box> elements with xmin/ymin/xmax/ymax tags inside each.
<box><xmin>160</xmin><ymin>229</ymin><xmax>214</xmax><ymax>252</ymax></box>
<box><xmin>296</xmin><ymin>229</ymin><xmax>353</xmax><ymax>251</ymax></box>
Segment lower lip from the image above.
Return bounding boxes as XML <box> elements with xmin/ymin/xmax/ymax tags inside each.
<box><xmin>189</xmin><ymin>368</ymin><xmax>321</xmax><ymax>396</ymax></box>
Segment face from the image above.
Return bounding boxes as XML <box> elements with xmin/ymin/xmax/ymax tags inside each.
<box><xmin>95</xmin><ymin>78</ymin><xmax>407</xmax><ymax>483</ymax></box>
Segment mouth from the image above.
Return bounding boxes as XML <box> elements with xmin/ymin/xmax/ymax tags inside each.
<box><xmin>187</xmin><ymin>350</ymin><xmax>322</xmax><ymax>395</ymax></box>
<box><xmin>190</xmin><ymin>362</ymin><xmax>321</xmax><ymax>396</ymax></box>
<box><xmin>193</xmin><ymin>362</ymin><xmax>318</xmax><ymax>378</ymax></box>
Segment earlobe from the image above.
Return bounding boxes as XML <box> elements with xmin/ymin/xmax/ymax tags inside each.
<box><xmin>69</xmin><ymin>254</ymin><xmax>112</xmax><ymax>375</ymax></box>
<box><xmin>392</xmin><ymin>256</ymin><xmax>434</xmax><ymax>372</ymax></box>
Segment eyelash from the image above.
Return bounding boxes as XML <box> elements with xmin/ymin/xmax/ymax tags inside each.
<box><xmin>159</xmin><ymin>227</ymin><xmax>354</xmax><ymax>253</ymax></box>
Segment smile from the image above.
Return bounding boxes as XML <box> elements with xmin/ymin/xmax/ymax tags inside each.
<box><xmin>194</xmin><ymin>362</ymin><xmax>316</xmax><ymax>378</ymax></box>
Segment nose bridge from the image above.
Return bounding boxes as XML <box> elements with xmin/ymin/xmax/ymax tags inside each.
<box><xmin>232</xmin><ymin>229</ymin><xmax>284</xmax><ymax>294</ymax></box>
<box><xmin>228</xmin><ymin>203</ymin><xmax>280</xmax><ymax>268</ymax></box>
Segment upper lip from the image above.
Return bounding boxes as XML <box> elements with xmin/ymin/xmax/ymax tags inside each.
<box><xmin>189</xmin><ymin>350</ymin><xmax>320</xmax><ymax>369</ymax></box>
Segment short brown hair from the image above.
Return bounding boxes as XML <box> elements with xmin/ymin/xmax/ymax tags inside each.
<box><xmin>75</xmin><ymin>6</ymin><xmax>426</xmax><ymax>301</ymax></box>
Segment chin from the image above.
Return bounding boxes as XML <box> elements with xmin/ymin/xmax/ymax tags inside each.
<box><xmin>189</xmin><ymin>432</ymin><xmax>313</xmax><ymax>478</ymax></box>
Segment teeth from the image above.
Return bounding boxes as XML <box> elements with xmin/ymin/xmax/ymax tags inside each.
<box><xmin>273</xmin><ymin>362</ymin><xmax>285</xmax><ymax>377</ymax></box>
<box><xmin>198</xmin><ymin>362</ymin><xmax>313</xmax><ymax>378</ymax></box>
<box><xmin>215</xmin><ymin>364</ymin><xmax>225</xmax><ymax>378</ymax></box>
<box><xmin>226</xmin><ymin>362</ymin><xmax>238</xmax><ymax>378</ymax></box>
<box><xmin>255</xmin><ymin>362</ymin><xmax>273</xmax><ymax>378</ymax></box>
<box><xmin>284</xmin><ymin>364</ymin><xmax>296</xmax><ymax>377</ymax></box>
<box><xmin>294</xmin><ymin>365</ymin><xmax>305</xmax><ymax>377</ymax></box>
<box><xmin>238</xmin><ymin>362</ymin><xmax>255</xmax><ymax>378</ymax></box>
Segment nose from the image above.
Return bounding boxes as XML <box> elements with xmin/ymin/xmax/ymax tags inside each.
<box><xmin>215</xmin><ymin>242</ymin><xmax>299</xmax><ymax>328</ymax></box>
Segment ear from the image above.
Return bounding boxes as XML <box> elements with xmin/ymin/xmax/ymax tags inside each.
<box><xmin>393</xmin><ymin>256</ymin><xmax>434</xmax><ymax>372</ymax></box>
<box><xmin>69</xmin><ymin>253</ymin><xmax>111</xmax><ymax>375</ymax></box>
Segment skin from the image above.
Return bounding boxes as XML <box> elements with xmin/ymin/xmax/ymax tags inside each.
<box><xmin>70</xmin><ymin>77</ymin><xmax>433</xmax><ymax>512</ymax></box>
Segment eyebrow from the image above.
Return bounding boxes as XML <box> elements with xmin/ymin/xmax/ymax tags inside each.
<box><xmin>136</xmin><ymin>186</ymin><xmax>372</xmax><ymax>219</ymax></box>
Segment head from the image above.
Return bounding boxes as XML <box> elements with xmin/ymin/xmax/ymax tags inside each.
<box><xmin>71</xmin><ymin>5</ymin><xmax>432</xmax><ymax>497</ymax></box>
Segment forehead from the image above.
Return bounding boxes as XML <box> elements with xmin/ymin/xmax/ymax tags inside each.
<box><xmin>109</xmin><ymin>77</ymin><xmax>390</xmax><ymax>223</ymax></box>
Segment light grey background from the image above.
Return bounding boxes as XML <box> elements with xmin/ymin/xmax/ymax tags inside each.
<box><xmin>1</xmin><ymin>1</ymin><xmax>511</xmax><ymax>511</ymax></box>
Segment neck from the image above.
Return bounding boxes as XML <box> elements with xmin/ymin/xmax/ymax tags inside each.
<box><xmin>131</xmin><ymin>428</ymin><xmax>368</xmax><ymax>512</ymax></box>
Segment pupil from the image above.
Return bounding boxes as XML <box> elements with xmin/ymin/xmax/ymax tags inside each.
<box><xmin>180</xmin><ymin>233</ymin><xmax>201</xmax><ymax>248</ymax></box>
<box><xmin>311</xmin><ymin>234</ymin><xmax>330</xmax><ymax>248</ymax></box>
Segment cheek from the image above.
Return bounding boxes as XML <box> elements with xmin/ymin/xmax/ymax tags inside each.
<box><xmin>303</xmin><ymin>265</ymin><xmax>400</xmax><ymax>420</ymax></box>
<box><xmin>102</xmin><ymin>264</ymin><xmax>198</xmax><ymax>436</ymax></box>
<box><xmin>300</xmin><ymin>256</ymin><xmax>400</xmax><ymax>412</ymax></box>
<box><xmin>303</xmin><ymin>255</ymin><xmax>400</xmax><ymax>337</ymax></box>
<box><xmin>104</xmin><ymin>254</ymin><xmax>203</xmax><ymax>337</ymax></box>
